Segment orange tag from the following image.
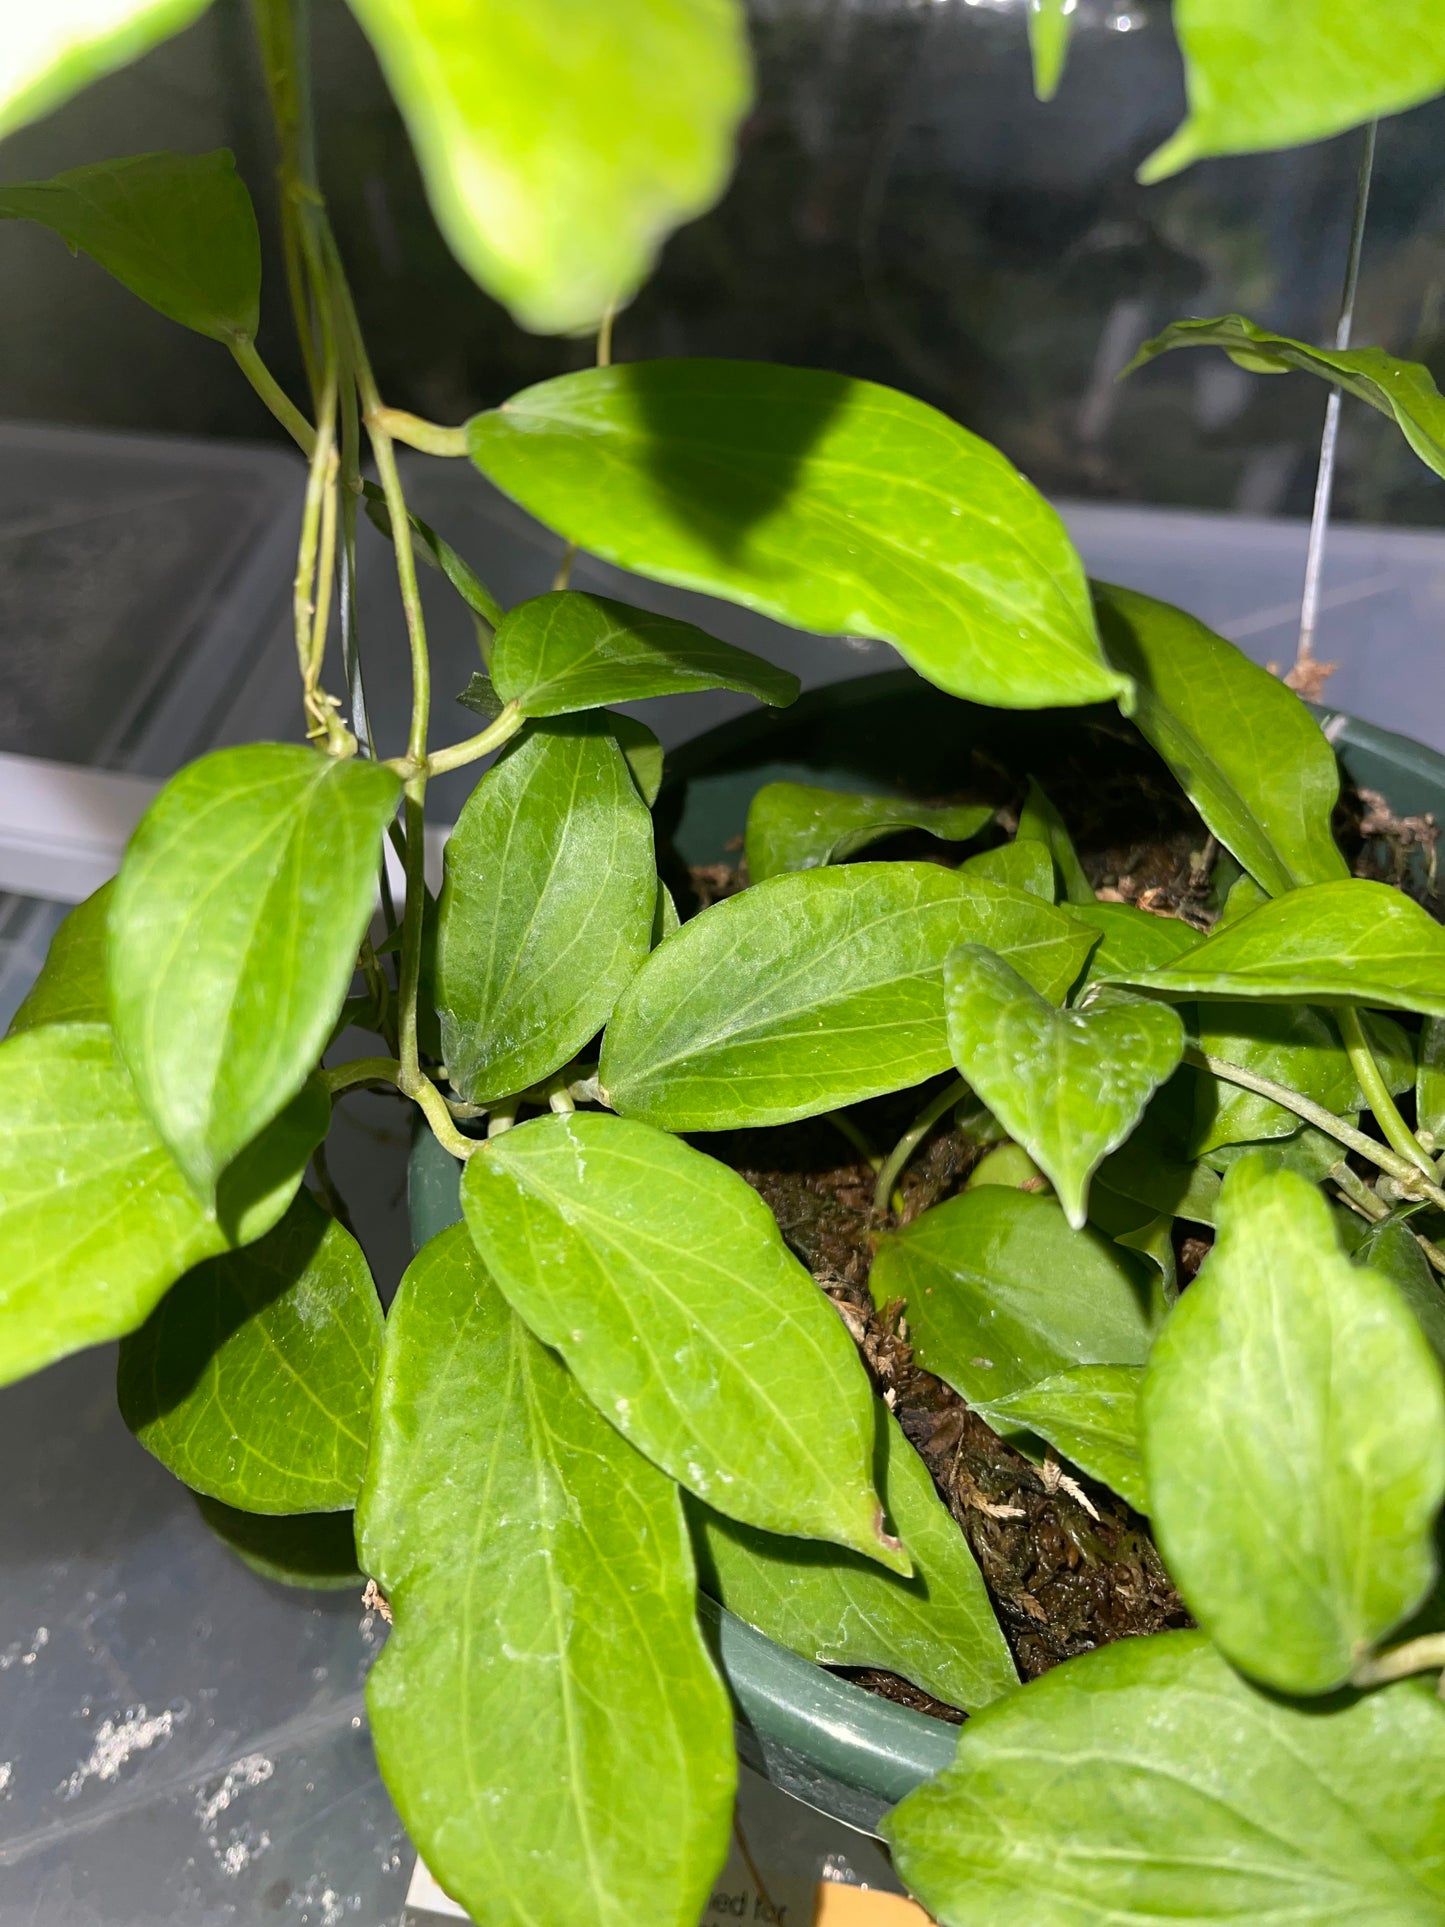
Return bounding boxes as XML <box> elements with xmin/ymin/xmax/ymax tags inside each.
<box><xmin>811</xmin><ymin>1884</ymin><xmax>934</xmax><ymax>1926</ymax></box>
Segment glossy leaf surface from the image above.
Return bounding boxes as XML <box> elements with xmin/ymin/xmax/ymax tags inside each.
<box><xmin>436</xmin><ymin>718</ymin><xmax>656</xmax><ymax>1103</ymax></box>
<box><xmin>601</xmin><ymin>863</ymin><xmax>1096</xmax><ymax>1131</ymax></box>
<box><xmin>870</xmin><ymin>1186</ymin><xmax>1164</xmax><ymax>1406</ymax></box>
<box><xmin>361</xmin><ymin>1225</ymin><xmax>734</xmax><ymax>1927</ymax></box>
<box><xmin>1117</xmin><ymin>878</ymin><xmax>1445</xmax><ymax>1016</ymax></box>
<box><xmin>109</xmin><ymin>744</ymin><xmax>399</xmax><ymax>1193</ymax></box>
<box><xmin>462</xmin><ymin>1112</ymin><xmax>900</xmax><ymax>1566</ymax></box>
<box><xmin>1095</xmin><ymin>581</ymin><xmax>1346</xmax><ymax>894</ymax></box>
<box><xmin>1349</xmin><ymin>1215</ymin><xmax>1445</xmax><ymax>1371</ymax></box>
<box><xmin>118</xmin><ymin>1188</ymin><xmax>381</xmax><ymax>1513</ymax></box>
<box><xmin>886</xmin><ymin>1632</ymin><xmax>1445</xmax><ymax>1927</ymax></box>
<box><xmin>491</xmin><ymin>591</ymin><xmax>798</xmax><ymax>716</ymax></box>
<box><xmin>691</xmin><ymin>1402</ymin><xmax>1015</xmax><ymax>1711</ymax></box>
<box><xmin>1070</xmin><ymin>900</ymin><xmax>1201</xmax><ymax>986</ymax></box>
<box><xmin>1128</xmin><ymin>315</ymin><xmax>1445</xmax><ymax>481</ymax></box>
<box><xmin>466</xmin><ymin>362</ymin><xmax>1129</xmax><ymax>710</ymax></box>
<box><xmin>1095</xmin><ymin>1119</ymin><xmax>1220</xmax><ymax>1227</ymax></box>
<box><xmin>1026</xmin><ymin>0</ymin><xmax>1072</xmax><ymax>102</ymax></box>
<box><xmin>0</xmin><ymin>1024</ymin><xmax>320</xmax><ymax>1388</ymax></box>
<box><xmin>1142</xmin><ymin>3</ymin><xmax>1445</xmax><ymax>180</ymax></box>
<box><xmin>198</xmin><ymin>1498</ymin><xmax>362</xmax><ymax>1591</ymax></box>
<box><xmin>1143</xmin><ymin>1156</ymin><xmax>1445</xmax><ymax>1694</ymax></box>
<box><xmin>607</xmin><ymin>710</ymin><xmax>664</xmax><ymax>806</ymax></box>
<box><xmin>1016</xmin><ymin>778</ymin><xmax>1092</xmax><ymax>905</ymax></box>
<box><xmin>342</xmin><ymin>0</ymin><xmax>750</xmax><ymax>333</ymax></box>
<box><xmin>958</xmin><ymin>839</ymin><xmax>1054</xmax><ymax>900</ymax></box>
<box><xmin>1</xmin><ymin>0</ymin><xmax>210</xmax><ymax>140</ymax></box>
<box><xmin>1192</xmin><ymin>1003</ymin><xmax>1411</xmax><ymax>1152</ymax></box>
<box><xmin>8</xmin><ymin>882</ymin><xmax>110</xmax><ymax>1034</ymax></box>
<box><xmin>0</xmin><ymin>151</ymin><xmax>260</xmax><ymax>342</ymax></box>
<box><xmin>946</xmin><ymin>947</ymin><xmax>1185</xmax><ymax>1228</ymax></box>
<box><xmin>745</xmin><ymin>783</ymin><xmax>991</xmax><ymax>882</ymax></box>
<box><xmin>978</xmin><ymin>1364</ymin><xmax>1147</xmax><ymax>1513</ymax></box>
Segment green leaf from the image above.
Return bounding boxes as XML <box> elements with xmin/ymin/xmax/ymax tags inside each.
<box><xmin>0</xmin><ymin>0</ymin><xmax>211</xmax><ymax>141</ymax></box>
<box><xmin>884</xmin><ymin>1631</ymin><xmax>1445</xmax><ymax>1927</ymax></box>
<box><xmin>1016</xmin><ymin>778</ymin><xmax>1092</xmax><ymax>906</ymax></box>
<box><xmin>1143</xmin><ymin>1155</ymin><xmax>1445</xmax><ymax>1694</ymax></box>
<box><xmin>0</xmin><ymin>151</ymin><xmax>259</xmax><ymax>343</ymax></box>
<box><xmin>1204</xmin><ymin>1119</ymin><xmax>1352</xmax><ymax>1184</ymax></box>
<box><xmin>109</xmin><ymin>744</ymin><xmax>399</xmax><ymax>1194</ymax></box>
<box><xmin>1418</xmin><ymin>1015</ymin><xmax>1445</xmax><ymax>1146</ymax></box>
<box><xmin>1217</xmin><ymin>869</ymin><xmax>1270</xmax><ymax>925</ymax></box>
<box><xmin>197</xmin><ymin>1497</ymin><xmax>362</xmax><ymax>1591</ymax></box>
<box><xmin>1095</xmin><ymin>582</ymin><xmax>1346</xmax><ymax>895</ymax></box>
<box><xmin>1140</xmin><ymin>1</ymin><xmax>1445</xmax><ymax>182</ymax></box>
<box><xmin>117</xmin><ymin>1188</ymin><xmax>381</xmax><ymax>1513</ymax></box>
<box><xmin>359</xmin><ymin>1224</ymin><xmax>735</xmax><ymax>1926</ymax></box>
<box><xmin>491</xmin><ymin>591</ymin><xmax>798</xmax><ymax>717</ymax></box>
<box><xmin>871</xmin><ymin>1187</ymin><xmax>1165</xmax><ymax>1407</ymax></box>
<box><xmin>1192</xmin><ymin>1004</ymin><xmax>1412</xmax><ymax>1153</ymax></box>
<box><xmin>363</xmin><ymin>484</ymin><xmax>505</xmax><ymax>629</ymax></box>
<box><xmin>607</xmin><ymin>710</ymin><xmax>664</xmax><ymax>806</ymax></box>
<box><xmin>1116</xmin><ymin>878</ymin><xmax>1445</xmax><ymax>1017</ymax></box>
<box><xmin>601</xmin><ymin>863</ymin><xmax>1097</xmax><ymax>1132</ymax></box>
<box><xmin>1351</xmin><ymin>1215</ymin><xmax>1445</xmax><ymax>1371</ymax></box>
<box><xmin>0</xmin><ymin>1024</ymin><xmax>322</xmax><ymax>1388</ymax></box>
<box><xmin>462</xmin><ymin>1112</ymin><xmax>901</xmax><ymax>1567</ymax></box>
<box><xmin>744</xmin><ymin>783</ymin><xmax>991</xmax><ymax>883</ymax></box>
<box><xmin>958</xmin><ymin>839</ymin><xmax>1054</xmax><ymax>901</ymax></box>
<box><xmin>455</xmin><ymin>670</ymin><xmax>504</xmax><ymax>722</ymax></box>
<box><xmin>691</xmin><ymin>1401</ymin><xmax>1015</xmax><ymax>1710</ymax></box>
<box><xmin>1094</xmin><ymin>1115</ymin><xmax>1220</xmax><ymax>1226</ymax></box>
<box><xmin>466</xmin><ymin>362</ymin><xmax>1131</xmax><ymax>710</ymax></box>
<box><xmin>945</xmin><ymin>946</ymin><xmax>1185</xmax><ymax>1229</ymax></box>
<box><xmin>1026</xmin><ymin>0</ymin><xmax>1072</xmax><ymax>102</ymax></box>
<box><xmin>1126</xmin><ymin>315</ymin><xmax>1445</xmax><ymax>482</ymax></box>
<box><xmin>8</xmin><ymin>882</ymin><xmax>111</xmax><ymax>1034</ymax></box>
<box><xmin>977</xmin><ymin>1365</ymin><xmax>1147</xmax><ymax>1513</ymax></box>
<box><xmin>436</xmin><ymin>718</ymin><xmax>656</xmax><ymax>1104</ymax></box>
<box><xmin>341</xmin><ymin>0</ymin><xmax>750</xmax><ymax>334</ymax></box>
<box><xmin>1069</xmin><ymin>900</ymin><xmax>1203</xmax><ymax>987</ymax></box>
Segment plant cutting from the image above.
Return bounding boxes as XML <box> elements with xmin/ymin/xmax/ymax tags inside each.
<box><xmin>5</xmin><ymin>2</ymin><xmax>1445</xmax><ymax>1923</ymax></box>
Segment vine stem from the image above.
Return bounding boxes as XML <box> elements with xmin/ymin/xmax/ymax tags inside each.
<box><xmin>370</xmin><ymin>407</ymin><xmax>467</xmax><ymax>457</ymax></box>
<box><xmin>230</xmin><ymin>336</ymin><xmax>315</xmax><ymax>454</ymax></box>
<box><xmin>874</xmin><ymin>1077</ymin><xmax>968</xmax><ymax>1218</ymax></box>
<box><xmin>417</xmin><ymin>702</ymin><xmax>524</xmax><ymax>778</ymax></box>
<box><xmin>1351</xmin><ymin>1632</ymin><xmax>1445</xmax><ymax>1689</ymax></box>
<box><xmin>1187</xmin><ymin>1046</ymin><xmax>1445</xmax><ymax>1212</ymax></box>
<box><xmin>1336</xmin><ymin>1005</ymin><xmax>1436</xmax><ymax>1177</ymax></box>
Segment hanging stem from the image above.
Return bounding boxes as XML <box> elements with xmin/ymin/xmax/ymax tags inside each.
<box><xmin>229</xmin><ymin>336</ymin><xmax>315</xmax><ymax>454</ymax></box>
<box><xmin>1351</xmin><ymin>1632</ymin><xmax>1445</xmax><ymax>1689</ymax></box>
<box><xmin>874</xmin><ymin>1077</ymin><xmax>968</xmax><ymax>1218</ymax></box>
<box><xmin>1293</xmin><ymin>120</ymin><xmax>1376</xmax><ymax>693</ymax></box>
<box><xmin>1336</xmin><ymin>1005</ymin><xmax>1436</xmax><ymax>1178</ymax></box>
<box><xmin>1187</xmin><ymin>1046</ymin><xmax>1445</xmax><ymax>1212</ymax></box>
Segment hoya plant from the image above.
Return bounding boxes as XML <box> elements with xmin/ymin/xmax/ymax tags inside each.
<box><xmin>5</xmin><ymin>1</ymin><xmax>1445</xmax><ymax>1922</ymax></box>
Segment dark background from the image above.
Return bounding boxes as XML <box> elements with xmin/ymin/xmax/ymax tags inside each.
<box><xmin>3</xmin><ymin>0</ymin><xmax>1445</xmax><ymax>528</ymax></box>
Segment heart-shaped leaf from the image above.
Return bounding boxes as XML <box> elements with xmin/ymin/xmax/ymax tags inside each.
<box><xmin>360</xmin><ymin>1224</ymin><xmax>735</xmax><ymax>1927</ymax></box>
<box><xmin>0</xmin><ymin>151</ymin><xmax>260</xmax><ymax>342</ymax></box>
<box><xmin>1095</xmin><ymin>582</ymin><xmax>1347</xmax><ymax>895</ymax></box>
<box><xmin>465</xmin><ymin>361</ymin><xmax>1131</xmax><ymax>710</ymax></box>
<box><xmin>1140</xmin><ymin>3</ymin><xmax>1445</xmax><ymax>181</ymax></box>
<box><xmin>744</xmin><ymin>782</ymin><xmax>992</xmax><ymax>882</ymax></box>
<box><xmin>8</xmin><ymin>882</ymin><xmax>110</xmax><ymax>1035</ymax></box>
<box><xmin>945</xmin><ymin>945</ymin><xmax>1185</xmax><ymax>1228</ymax></box>
<box><xmin>491</xmin><ymin>591</ymin><xmax>798</xmax><ymax>716</ymax></box>
<box><xmin>690</xmin><ymin>1401</ymin><xmax>1016</xmax><ymax>1711</ymax></box>
<box><xmin>342</xmin><ymin>0</ymin><xmax>751</xmax><ymax>333</ymax></box>
<box><xmin>1143</xmin><ymin>1155</ymin><xmax>1445</xmax><ymax>1694</ymax></box>
<box><xmin>870</xmin><ymin>1186</ymin><xmax>1165</xmax><ymax>1407</ymax></box>
<box><xmin>976</xmin><ymin>1364</ymin><xmax>1147</xmax><ymax>1513</ymax></box>
<box><xmin>118</xmin><ymin>1187</ymin><xmax>381</xmax><ymax>1513</ymax></box>
<box><xmin>0</xmin><ymin>1024</ymin><xmax>324</xmax><ymax>1388</ymax></box>
<box><xmin>885</xmin><ymin>1632</ymin><xmax>1445</xmax><ymax>1926</ymax></box>
<box><xmin>1125</xmin><ymin>315</ymin><xmax>1445</xmax><ymax>482</ymax></box>
<box><xmin>1</xmin><ymin>0</ymin><xmax>211</xmax><ymax>140</ymax></box>
<box><xmin>462</xmin><ymin>1112</ymin><xmax>902</xmax><ymax>1569</ymax></box>
<box><xmin>109</xmin><ymin>744</ymin><xmax>399</xmax><ymax>1194</ymax></box>
<box><xmin>436</xmin><ymin>717</ymin><xmax>656</xmax><ymax>1104</ymax></box>
<box><xmin>600</xmin><ymin>863</ymin><xmax>1097</xmax><ymax>1132</ymax></box>
<box><xmin>1114</xmin><ymin>877</ymin><xmax>1445</xmax><ymax>1017</ymax></box>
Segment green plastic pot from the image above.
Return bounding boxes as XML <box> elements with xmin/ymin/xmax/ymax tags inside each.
<box><xmin>407</xmin><ymin>667</ymin><xmax>1445</xmax><ymax>1834</ymax></box>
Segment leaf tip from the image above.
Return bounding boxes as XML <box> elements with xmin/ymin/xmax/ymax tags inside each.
<box><xmin>1137</xmin><ymin>122</ymin><xmax>1198</xmax><ymax>186</ymax></box>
